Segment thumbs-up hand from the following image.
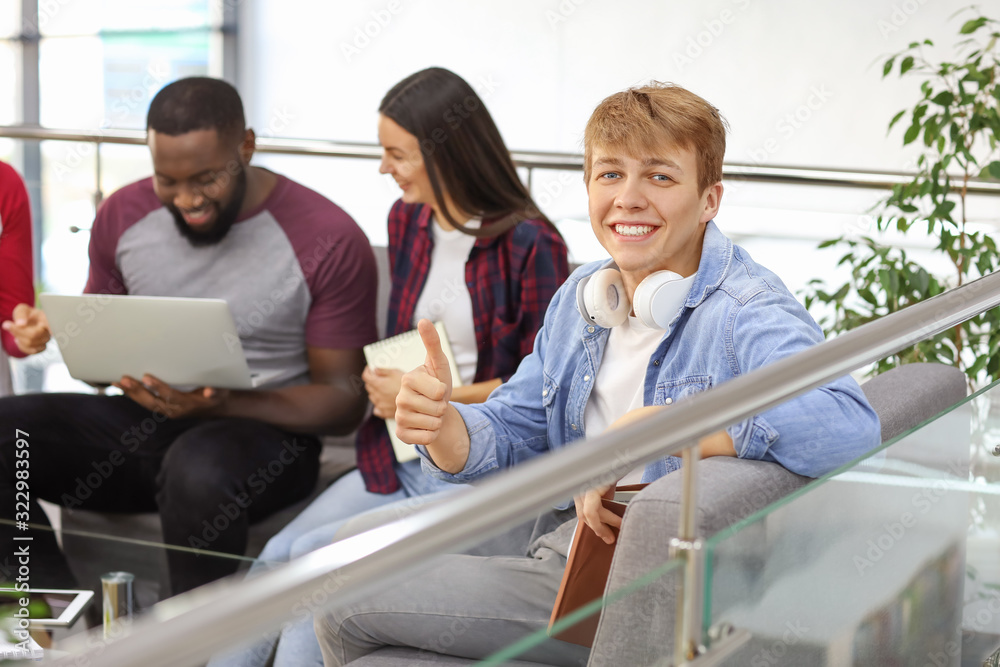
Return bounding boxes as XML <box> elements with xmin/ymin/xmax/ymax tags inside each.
<box><xmin>394</xmin><ymin>319</ymin><xmax>454</xmax><ymax>447</ymax></box>
<box><xmin>1</xmin><ymin>303</ymin><xmax>51</xmax><ymax>355</ymax></box>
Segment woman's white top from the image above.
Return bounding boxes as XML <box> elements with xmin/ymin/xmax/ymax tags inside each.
<box><xmin>412</xmin><ymin>217</ymin><xmax>481</xmax><ymax>386</ymax></box>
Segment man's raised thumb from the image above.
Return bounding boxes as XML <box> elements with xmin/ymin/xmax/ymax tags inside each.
<box><xmin>417</xmin><ymin>319</ymin><xmax>449</xmax><ymax>382</ymax></box>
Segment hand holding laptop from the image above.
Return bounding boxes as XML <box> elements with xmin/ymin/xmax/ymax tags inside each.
<box><xmin>115</xmin><ymin>373</ymin><xmax>229</xmax><ymax>419</ymax></box>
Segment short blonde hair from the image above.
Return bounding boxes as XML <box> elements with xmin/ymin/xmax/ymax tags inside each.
<box><xmin>584</xmin><ymin>82</ymin><xmax>728</xmax><ymax>193</ymax></box>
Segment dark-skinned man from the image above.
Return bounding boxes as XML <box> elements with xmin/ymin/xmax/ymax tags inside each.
<box><xmin>0</xmin><ymin>77</ymin><xmax>377</xmax><ymax>595</ymax></box>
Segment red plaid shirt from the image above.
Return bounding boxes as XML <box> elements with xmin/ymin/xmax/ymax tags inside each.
<box><xmin>356</xmin><ymin>200</ymin><xmax>569</xmax><ymax>493</ymax></box>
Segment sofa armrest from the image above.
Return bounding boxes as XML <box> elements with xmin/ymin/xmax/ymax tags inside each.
<box><xmin>859</xmin><ymin>362</ymin><xmax>967</xmax><ymax>443</ymax></box>
<box><xmin>589</xmin><ymin>457</ymin><xmax>809</xmax><ymax>666</ymax></box>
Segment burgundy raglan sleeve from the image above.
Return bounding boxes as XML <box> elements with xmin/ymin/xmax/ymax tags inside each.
<box><xmin>84</xmin><ymin>187</ymin><xmax>136</xmax><ymax>296</ymax></box>
<box><xmin>301</xmin><ymin>208</ymin><xmax>380</xmax><ymax>350</ymax></box>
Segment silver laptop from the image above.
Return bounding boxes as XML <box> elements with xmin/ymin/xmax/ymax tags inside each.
<box><xmin>39</xmin><ymin>293</ymin><xmax>274</xmax><ymax>390</ymax></box>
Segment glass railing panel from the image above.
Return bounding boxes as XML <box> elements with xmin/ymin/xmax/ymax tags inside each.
<box><xmin>967</xmin><ymin>386</ymin><xmax>1000</xmax><ymax>658</ymax></box>
<box><xmin>476</xmin><ymin>556</ymin><xmax>685</xmax><ymax>666</ymax></box>
<box><xmin>0</xmin><ymin>521</ymin><xmax>259</xmax><ymax>661</ymax></box>
<box><xmin>702</xmin><ymin>378</ymin><xmax>996</xmax><ymax>666</ymax></box>
<box><xmin>4</xmin><ymin>360</ymin><xmax>987</xmax><ymax>666</ymax></box>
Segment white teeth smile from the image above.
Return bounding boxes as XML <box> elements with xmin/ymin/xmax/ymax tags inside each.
<box><xmin>614</xmin><ymin>224</ymin><xmax>654</xmax><ymax>236</ymax></box>
<box><xmin>183</xmin><ymin>209</ymin><xmax>211</xmax><ymax>223</ymax></box>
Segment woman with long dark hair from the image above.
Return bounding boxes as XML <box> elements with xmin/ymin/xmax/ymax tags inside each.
<box><xmin>209</xmin><ymin>67</ymin><xmax>568</xmax><ymax>667</ymax></box>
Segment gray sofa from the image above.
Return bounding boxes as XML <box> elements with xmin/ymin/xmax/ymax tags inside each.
<box><xmin>345</xmin><ymin>362</ymin><xmax>969</xmax><ymax>666</ymax></box>
<box><xmin>46</xmin><ymin>247</ymin><xmax>405</xmax><ymax>602</ymax></box>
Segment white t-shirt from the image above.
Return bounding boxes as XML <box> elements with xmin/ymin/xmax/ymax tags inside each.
<box><xmin>584</xmin><ymin>273</ymin><xmax>696</xmax><ymax>483</ymax></box>
<box><xmin>412</xmin><ymin>217</ymin><xmax>480</xmax><ymax>386</ymax></box>
<box><xmin>584</xmin><ymin>314</ymin><xmax>666</xmax><ymax>437</ymax></box>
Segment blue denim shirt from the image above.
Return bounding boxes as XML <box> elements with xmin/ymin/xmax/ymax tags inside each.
<box><xmin>419</xmin><ymin>221</ymin><xmax>881</xmax><ymax>483</ymax></box>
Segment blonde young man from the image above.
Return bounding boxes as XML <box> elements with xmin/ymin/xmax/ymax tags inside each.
<box><xmin>315</xmin><ymin>83</ymin><xmax>880</xmax><ymax>666</ymax></box>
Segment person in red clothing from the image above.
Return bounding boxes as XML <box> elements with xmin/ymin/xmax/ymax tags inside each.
<box><xmin>0</xmin><ymin>161</ymin><xmax>35</xmax><ymax>396</ymax></box>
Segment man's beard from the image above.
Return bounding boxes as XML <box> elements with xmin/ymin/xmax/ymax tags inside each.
<box><xmin>169</xmin><ymin>166</ymin><xmax>248</xmax><ymax>247</ymax></box>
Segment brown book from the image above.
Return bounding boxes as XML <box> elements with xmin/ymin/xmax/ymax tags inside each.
<box><xmin>548</xmin><ymin>484</ymin><xmax>648</xmax><ymax>647</ymax></box>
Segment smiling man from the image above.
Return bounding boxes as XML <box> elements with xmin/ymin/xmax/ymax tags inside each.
<box><xmin>314</xmin><ymin>83</ymin><xmax>881</xmax><ymax>666</ymax></box>
<box><xmin>0</xmin><ymin>77</ymin><xmax>378</xmax><ymax>595</ymax></box>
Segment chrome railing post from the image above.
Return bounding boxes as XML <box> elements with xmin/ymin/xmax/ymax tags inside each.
<box><xmin>94</xmin><ymin>138</ymin><xmax>104</xmax><ymax>206</ymax></box>
<box><xmin>670</xmin><ymin>444</ymin><xmax>704</xmax><ymax>664</ymax></box>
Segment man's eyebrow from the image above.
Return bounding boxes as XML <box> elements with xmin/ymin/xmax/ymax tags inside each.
<box><xmin>154</xmin><ymin>168</ymin><xmax>215</xmax><ymax>180</ymax></box>
<box><xmin>643</xmin><ymin>157</ymin><xmax>682</xmax><ymax>171</ymax></box>
<box><xmin>591</xmin><ymin>156</ymin><xmax>683</xmax><ymax>171</ymax></box>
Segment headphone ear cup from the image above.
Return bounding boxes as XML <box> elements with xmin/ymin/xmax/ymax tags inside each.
<box><xmin>633</xmin><ymin>270</ymin><xmax>685</xmax><ymax>329</ymax></box>
<box><xmin>579</xmin><ymin>269</ymin><xmax>629</xmax><ymax>328</ymax></box>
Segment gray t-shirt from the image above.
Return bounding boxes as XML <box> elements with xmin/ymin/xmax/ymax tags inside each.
<box><xmin>84</xmin><ymin>172</ymin><xmax>378</xmax><ymax>389</ymax></box>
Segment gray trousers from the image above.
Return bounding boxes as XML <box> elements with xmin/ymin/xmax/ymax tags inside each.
<box><xmin>314</xmin><ymin>496</ymin><xmax>592</xmax><ymax>667</ymax></box>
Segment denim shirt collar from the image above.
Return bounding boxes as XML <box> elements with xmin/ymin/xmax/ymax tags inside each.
<box><xmin>686</xmin><ymin>220</ymin><xmax>733</xmax><ymax>309</ymax></box>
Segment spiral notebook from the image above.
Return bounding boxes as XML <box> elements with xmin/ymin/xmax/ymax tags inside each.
<box><xmin>363</xmin><ymin>322</ymin><xmax>462</xmax><ymax>463</ymax></box>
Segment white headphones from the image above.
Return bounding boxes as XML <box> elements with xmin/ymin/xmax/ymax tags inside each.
<box><xmin>576</xmin><ymin>264</ymin><xmax>693</xmax><ymax>329</ymax></box>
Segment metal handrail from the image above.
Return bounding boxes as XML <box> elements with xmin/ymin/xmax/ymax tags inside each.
<box><xmin>4</xmin><ymin>124</ymin><xmax>1000</xmax><ymax>194</ymax></box>
<box><xmin>49</xmin><ymin>267</ymin><xmax>1000</xmax><ymax>666</ymax></box>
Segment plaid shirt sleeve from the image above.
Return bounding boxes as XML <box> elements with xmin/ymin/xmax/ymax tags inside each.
<box><xmin>356</xmin><ymin>200</ymin><xmax>432</xmax><ymax>494</ymax></box>
<box><xmin>473</xmin><ymin>221</ymin><xmax>568</xmax><ymax>383</ymax></box>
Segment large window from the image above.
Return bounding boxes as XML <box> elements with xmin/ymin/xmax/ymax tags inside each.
<box><xmin>4</xmin><ymin>0</ymin><xmax>228</xmax><ymax>292</ymax></box>
<box><xmin>0</xmin><ymin>7</ymin><xmax>21</xmax><ymax>167</ymax></box>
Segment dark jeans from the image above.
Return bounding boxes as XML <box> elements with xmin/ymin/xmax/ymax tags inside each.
<box><xmin>0</xmin><ymin>393</ymin><xmax>321</xmax><ymax>595</ymax></box>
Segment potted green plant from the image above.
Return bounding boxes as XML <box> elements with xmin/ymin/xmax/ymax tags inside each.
<box><xmin>803</xmin><ymin>7</ymin><xmax>1000</xmax><ymax>383</ymax></box>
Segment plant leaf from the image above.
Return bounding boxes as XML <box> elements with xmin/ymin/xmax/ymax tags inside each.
<box><xmin>883</xmin><ymin>57</ymin><xmax>895</xmax><ymax>78</ymax></box>
<box><xmin>888</xmin><ymin>109</ymin><xmax>907</xmax><ymax>131</ymax></box>
<box><xmin>960</xmin><ymin>17</ymin><xmax>987</xmax><ymax>34</ymax></box>
<box><xmin>931</xmin><ymin>91</ymin><xmax>955</xmax><ymax>106</ymax></box>
<box><xmin>900</xmin><ymin>56</ymin><xmax>915</xmax><ymax>74</ymax></box>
